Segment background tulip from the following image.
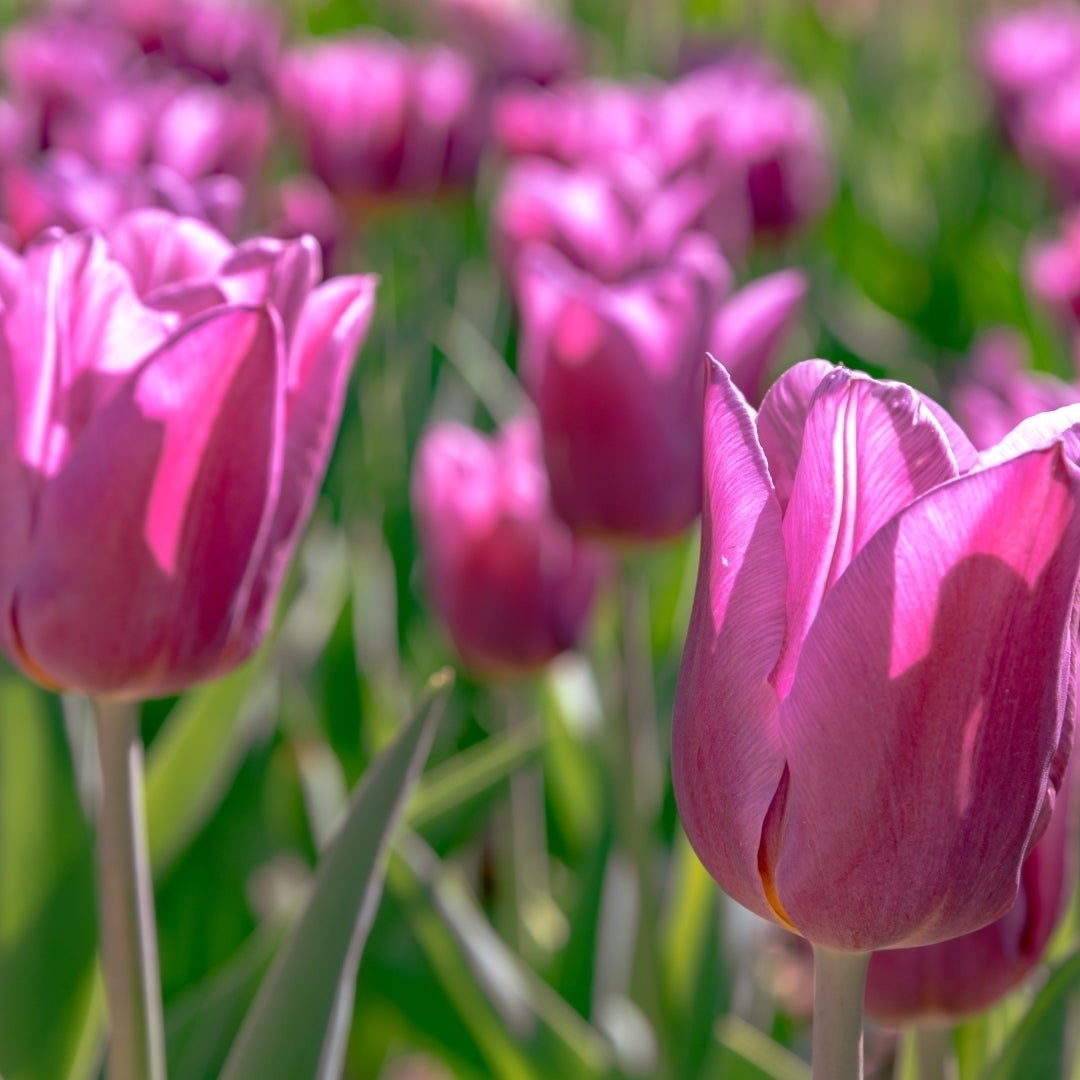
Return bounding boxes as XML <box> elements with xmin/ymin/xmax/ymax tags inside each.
<box><xmin>514</xmin><ymin>235</ymin><xmax>729</xmax><ymax>541</ymax></box>
<box><xmin>0</xmin><ymin>211</ymin><xmax>376</xmax><ymax>698</ymax></box>
<box><xmin>673</xmin><ymin>358</ymin><xmax>1080</xmax><ymax>952</ymax></box>
<box><xmin>411</xmin><ymin>416</ymin><xmax>603</xmax><ymax>676</ymax></box>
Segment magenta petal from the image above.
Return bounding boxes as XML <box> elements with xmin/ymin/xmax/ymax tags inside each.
<box><xmin>238</xmin><ymin>274</ymin><xmax>376</xmax><ymax>645</ymax></box>
<box><xmin>673</xmin><ymin>360</ymin><xmax>788</xmax><ymax>923</ymax></box>
<box><xmin>105</xmin><ymin>208</ymin><xmax>232</xmax><ymax>297</ymax></box>
<box><xmin>772</xmin><ymin>370</ymin><xmax>960</xmax><ymax>697</ymax></box>
<box><xmin>12</xmin><ymin>305</ymin><xmax>285</xmax><ymax>696</ymax></box>
<box><xmin>755</xmin><ymin>358</ymin><xmax>833</xmax><ymax>509</ymax></box>
<box><xmin>772</xmin><ymin>446</ymin><xmax>1080</xmax><ymax>950</ymax></box>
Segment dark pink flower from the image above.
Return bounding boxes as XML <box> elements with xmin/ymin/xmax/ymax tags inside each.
<box><xmin>515</xmin><ymin>235</ymin><xmax>729</xmax><ymax>541</ymax></box>
<box><xmin>411</xmin><ymin>416</ymin><xmax>604</xmax><ymax>675</ymax></box>
<box><xmin>0</xmin><ymin>210</ymin><xmax>376</xmax><ymax>697</ymax></box>
<box><xmin>278</xmin><ymin>34</ymin><xmax>485</xmax><ymax>201</ymax></box>
<box><xmin>674</xmin><ymin>359</ymin><xmax>1080</xmax><ymax>951</ymax></box>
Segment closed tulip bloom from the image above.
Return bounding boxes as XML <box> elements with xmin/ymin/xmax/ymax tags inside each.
<box><xmin>411</xmin><ymin>416</ymin><xmax>604</xmax><ymax>675</ymax></box>
<box><xmin>673</xmin><ymin>358</ymin><xmax>1080</xmax><ymax>952</ymax></box>
<box><xmin>865</xmin><ymin>768</ymin><xmax>1074</xmax><ymax>1021</ymax></box>
<box><xmin>515</xmin><ymin>234</ymin><xmax>730</xmax><ymax>542</ymax></box>
<box><xmin>0</xmin><ymin>210</ymin><xmax>376</xmax><ymax>697</ymax></box>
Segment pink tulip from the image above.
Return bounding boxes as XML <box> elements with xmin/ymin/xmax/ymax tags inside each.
<box><xmin>708</xmin><ymin>268</ymin><xmax>808</xmax><ymax>406</ymax></box>
<box><xmin>673</xmin><ymin>358</ymin><xmax>1080</xmax><ymax>951</ymax></box>
<box><xmin>514</xmin><ymin>234</ymin><xmax>730</xmax><ymax>542</ymax></box>
<box><xmin>865</xmin><ymin>767</ymin><xmax>1075</xmax><ymax>1021</ymax></box>
<box><xmin>0</xmin><ymin>210</ymin><xmax>376</xmax><ymax>697</ymax></box>
<box><xmin>950</xmin><ymin>329</ymin><xmax>1080</xmax><ymax>451</ymax></box>
<box><xmin>411</xmin><ymin>416</ymin><xmax>604</xmax><ymax>675</ymax></box>
<box><xmin>278</xmin><ymin>34</ymin><xmax>485</xmax><ymax>201</ymax></box>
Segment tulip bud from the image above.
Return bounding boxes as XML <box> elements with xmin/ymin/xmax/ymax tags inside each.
<box><xmin>411</xmin><ymin>416</ymin><xmax>604</xmax><ymax>675</ymax></box>
<box><xmin>0</xmin><ymin>210</ymin><xmax>376</xmax><ymax>698</ymax></box>
<box><xmin>673</xmin><ymin>358</ymin><xmax>1080</xmax><ymax>951</ymax></box>
<box><xmin>514</xmin><ymin>234</ymin><xmax>730</xmax><ymax>542</ymax></box>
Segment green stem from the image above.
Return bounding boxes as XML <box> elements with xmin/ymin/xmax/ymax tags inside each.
<box><xmin>93</xmin><ymin>697</ymin><xmax>167</xmax><ymax>1080</ymax></box>
<box><xmin>811</xmin><ymin>945</ymin><xmax>870</xmax><ymax>1080</ymax></box>
<box><xmin>609</xmin><ymin>562</ymin><xmax>668</xmax><ymax>1078</ymax></box>
<box><xmin>914</xmin><ymin>1024</ymin><xmax>953</xmax><ymax>1080</ymax></box>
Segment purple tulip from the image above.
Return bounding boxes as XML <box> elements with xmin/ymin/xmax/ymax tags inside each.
<box><xmin>0</xmin><ymin>210</ymin><xmax>376</xmax><ymax>697</ymax></box>
<box><xmin>708</xmin><ymin>268</ymin><xmax>808</xmax><ymax>406</ymax></box>
<box><xmin>950</xmin><ymin>329</ymin><xmax>1080</xmax><ymax>451</ymax></box>
<box><xmin>673</xmin><ymin>358</ymin><xmax>1080</xmax><ymax>951</ymax></box>
<box><xmin>411</xmin><ymin>416</ymin><xmax>604</xmax><ymax>675</ymax></box>
<box><xmin>278</xmin><ymin>34</ymin><xmax>485</xmax><ymax>202</ymax></box>
<box><xmin>865</xmin><ymin>767</ymin><xmax>1074</xmax><ymax>1021</ymax></box>
<box><xmin>514</xmin><ymin>234</ymin><xmax>730</xmax><ymax>542</ymax></box>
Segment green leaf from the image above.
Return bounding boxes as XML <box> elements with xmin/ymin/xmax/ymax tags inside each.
<box><xmin>981</xmin><ymin>951</ymin><xmax>1080</xmax><ymax>1080</ymax></box>
<box><xmin>219</xmin><ymin>671</ymin><xmax>451</xmax><ymax>1080</ymax></box>
<box><xmin>710</xmin><ymin>1016</ymin><xmax>811</xmax><ymax>1080</ymax></box>
<box><xmin>0</xmin><ymin>676</ymin><xmax>98</xmax><ymax>1080</ymax></box>
<box><xmin>145</xmin><ymin>653</ymin><xmax>275</xmax><ymax>876</ymax></box>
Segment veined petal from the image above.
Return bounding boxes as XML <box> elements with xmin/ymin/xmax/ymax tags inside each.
<box><xmin>673</xmin><ymin>359</ymin><xmax>788</xmax><ymax>922</ymax></box>
<box><xmin>771</xmin><ymin>370</ymin><xmax>960</xmax><ymax>697</ymax></box>
<box><xmin>977</xmin><ymin>402</ymin><xmax>1080</xmax><ymax>468</ymax></box>
<box><xmin>755</xmin><ymin>358</ymin><xmax>833</xmax><ymax>509</ymax></box>
<box><xmin>771</xmin><ymin>446</ymin><xmax>1080</xmax><ymax>950</ymax></box>
<box><xmin>11</xmin><ymin>305</ymin><xmax>285</xmax><ymax>696</ymax></box>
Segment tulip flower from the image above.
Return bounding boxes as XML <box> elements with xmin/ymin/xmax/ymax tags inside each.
<box><xmin>514</xmin><ymin>234</ymin><xmax>729</xmax><ymax>541</ymax></box>
<box><xmin>950</xmin><ymin>329</ymin><xmax>1080</xmax><ymax>451</ymax></box>
<box><xmin>411</xmin><ymin>416</ymin><xmax>604</xmax><ymax>675</ymax></box>
<box><xmin>0</xmin><ymin>209</ymin><xmax>376</xmax><ymax>698</ymax></box>
<box><xmin>865</xmin><ymin>765</ymin><xmax>1075</xmax><ymax>1021</ymax></box>
<box><xmin>278</xmin><ymin>34</ymin><xmax>485</xmax><ymax>202</ymax></box>
<box><xmin>673</xmin><ymin>358</ymin><xmax>1080</xmax><ymax>953</ymax></box>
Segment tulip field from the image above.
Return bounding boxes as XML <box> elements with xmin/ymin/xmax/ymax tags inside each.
<box><xmin>6</xmin><ymin>0</ymin><xmax>1080</xmax><ymax>1078</ymax></box>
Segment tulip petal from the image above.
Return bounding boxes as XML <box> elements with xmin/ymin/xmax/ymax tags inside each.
<box><xmin>771</xmin><ymin>370</ymin><xmax>961</xmax><ymax>697</ymax></box>
<box><xmin>755</xmin><ymin>358</ymin><xmax>833</xmax><ymax>509</ymax></box>
<box><xmin>11</xmin><ymin>305</ymin><xmax>284</xmax><ymax>696</ymax></box>
<box><xmin>105</xmin><ymin>207</ymin><xmax>232</xmax><ymax>297</ymax></box>
<box><xmin>771</xmin><ymin>446</ymin><xmax>1080</xmax><ymax>950</ymax></box>
<box><xmin>673</xmin><ymin>359</ymin><xmax>788</xmax><ymax>923</ymax></box>
<box><xmin>238</xmin><ymin>274</ymin><xmax>376</xmax><ymax>646</ymax></box>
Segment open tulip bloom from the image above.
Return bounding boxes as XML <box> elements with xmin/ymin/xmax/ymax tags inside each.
<box><xmin>673</xmin><ymin>358</ymin><xmax>1080</xmax><ymax>1077</ymax></box>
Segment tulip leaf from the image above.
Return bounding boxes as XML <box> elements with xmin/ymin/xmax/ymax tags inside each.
<box><xmin>219</xmin><ymin>671</ymin><xmax>450</xmax><ymax>1080</ymax></box>
<box><xmin>0</xmin><ymin>676</ymin><xmax>99</xmax><ymax>1080</ymax></box>
<box><xmin>982</xmin><ymin>951</ymin><xmax>1080</xmax><ymax>1080</ymax></box>
<box><xmin>710</xmin><ymin>1016</ymin><xmax>811</xmax><ymax>1080</ymax></box>
<box><xmin>145</xmin><ymin>653</ymin><xmax>275</xmax><ymax>876</ymax></box>
<box><xmin>407</xmin><ymin>723</ymin><xmax>545</xmax><ymax>827</ymax></box>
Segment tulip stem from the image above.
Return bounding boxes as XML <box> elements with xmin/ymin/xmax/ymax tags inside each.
<box><xmin>93</xmin><ymin>697</ymin><xmax>167</xmax><ymax>1080</ymax></box>
<box><xmin>810</xmin><ymin>945</ymin><xmax>870</xmax><ymax>1080</ymax></box>
<box><xmin>914</xmin><ymin>1025</ymin><xmax>953</xmax><ymax>1080</ymax></box>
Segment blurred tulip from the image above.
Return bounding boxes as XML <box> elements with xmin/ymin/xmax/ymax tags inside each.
<box><xmin>411</xmin><ymin>416</ymin><xmax>604</xmax><ymax>675</ymax></box>
<box><xmin>950</xmin><ymin>329</ymin><xmax>1080</xmax><ymax>450</ymax></box>
<box><xmin>1013</xmin><ymin>72</ymin><xmax>1080</xmax><ymax>202</ymax></box>
<box><xmin>709</xmin><ymin>267</ymin><xmax>808</xmax><ymax>406</ymax></box>
<box><xmin>267</xmin><ymin>174</ymin><xmax>347</xmax><ymax>275</ymax></box>
<box><xmin>865</xmin><ymin>765</ymin><xmax>1075</xmax><ymax>1021</ymax></box>
<box><xmin>279</xmin><ymin>34</ymin><xmax>485</xmax><ymax>202</ymax></box>
<box><xmin>977</xmin><ymin>3</ymin><xmax>1080</xmax><ymax>128</ymax></box>
<box><xmin>0</xmin><ymin>210</ymin><xmax>376</xmax><ymax>697</ymax></box>
<box><xmin>1027</xmin><ymin>213</ymin><xmax>1080</xmax><ymax>366</ymax></box>
<box><xmin>673</xmin><ymin>358</ymin><xmax>1080</xmax><ymax>951</ymax></box>
<box><xmin>514</xmin><ymin>234</ymin><xmax>729</xmax><ymax>541</ymax></box>
<box><xmin>421</xmin><ymin>0</ymin><xmax>580</xmax><ymax>88</ymax></box>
